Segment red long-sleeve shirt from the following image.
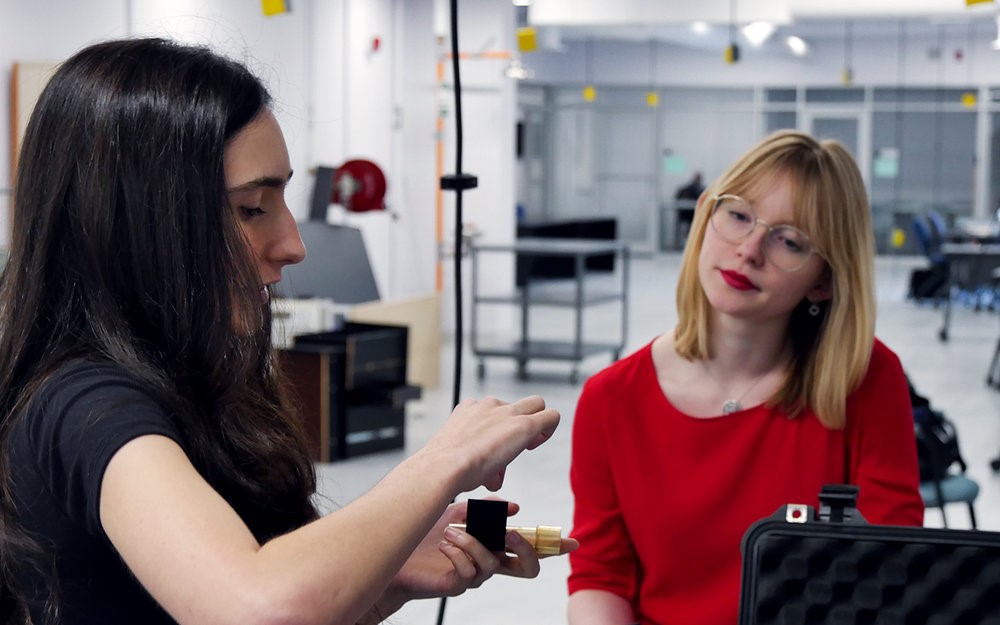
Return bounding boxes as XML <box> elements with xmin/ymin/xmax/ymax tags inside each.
<box><xmin>568</xmin><ymin>338</ymin><xmax>923</xmax><ymax>625</ymax></box>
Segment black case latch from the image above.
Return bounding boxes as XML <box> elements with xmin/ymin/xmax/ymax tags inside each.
<box><xmin>816</xmin><ymin>484</ymin><xmax>863</xmax><ymax>524</ymax></box>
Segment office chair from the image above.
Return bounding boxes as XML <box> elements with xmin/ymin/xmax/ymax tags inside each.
<box><xmin>911</xmin><ymin>214</ymin><xmax>946</xmax><ymax>264</ymax></box>
<box><xmin>927</xmin><ymin>209</ymin><xmax>949</xmax><ymax>244</ymax></box>
<box><xmin>915</xmin><ymin>419</ymin><xmax>979</xmax><ymax>529</ymax></box>
<box><xmin>908</xmin><ymin>215</ymin><xmax>950</xmax><ymax>303</ymax></box>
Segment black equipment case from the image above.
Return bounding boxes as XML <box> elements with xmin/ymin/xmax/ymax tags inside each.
<box><xmin>738</xmin><ymin>485</ymin><xmax>1000</xmax><ymax>624</ymax></box>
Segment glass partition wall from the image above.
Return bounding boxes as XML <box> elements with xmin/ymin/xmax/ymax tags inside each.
<box><xmin>520</xmin><ymin>84</ymin><xmax>993</xmax><ymax>255</ymax></box>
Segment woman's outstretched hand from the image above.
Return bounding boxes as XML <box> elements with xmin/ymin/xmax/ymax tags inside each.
<box><xmin>425</xmin><ymin>395</ymin><xmax>560</xmax><ymax>494</ymax></box>
<box><xmin>386</xmin><ymin>500</ymin><xmax>578</xmax><ymax>604</ymax></box>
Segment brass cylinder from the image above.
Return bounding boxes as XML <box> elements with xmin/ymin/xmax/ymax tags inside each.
<box><xmin>448</xmin><ymin>523</ymin><xmax>563</xmax><ymax>555</ymax></box>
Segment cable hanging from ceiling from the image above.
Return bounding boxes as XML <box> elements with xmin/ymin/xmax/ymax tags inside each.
<box><xmin>583</xmin><ymin>37</ymin><xmax>596</xmax><ymax>102</ymax></box>
<box><xmin>842</xmin><ymin>20</ymin><xmax>853</xmax><ymax>85</ymax></box>
<box><xmin>646</xmin><ymin>39</ymin><xmax>659</xmax><ymax>108</ymax></box>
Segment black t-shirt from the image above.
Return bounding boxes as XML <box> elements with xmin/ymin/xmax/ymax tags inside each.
<box><xmin>7</xmin><ymin>360</ymin><xmax>183</xmax><ymax>624</ymax></box>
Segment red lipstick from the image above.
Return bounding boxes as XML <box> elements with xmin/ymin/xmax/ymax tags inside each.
<box><xmin>719</xmin><ymin>269</ymin><xmax>758</xmax><ymax>291</ymax></box>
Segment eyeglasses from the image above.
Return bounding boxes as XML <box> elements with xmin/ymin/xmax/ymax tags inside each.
<box><xmin>708</xmin><ymin>194</ymin><xmax>820</xmax><ymax>272</ymax></box>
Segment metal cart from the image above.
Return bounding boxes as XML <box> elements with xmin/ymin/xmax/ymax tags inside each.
<box><xmin>470</xmin><ymin>238</ymin><xmax>630</xmax><ymax>384</ymax></box>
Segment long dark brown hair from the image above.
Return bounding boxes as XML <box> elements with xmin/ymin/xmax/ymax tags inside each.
<box><xmin>0</xmin><ymin>38</ymin><xmax>317</xmax><ymax>621</ymax></box>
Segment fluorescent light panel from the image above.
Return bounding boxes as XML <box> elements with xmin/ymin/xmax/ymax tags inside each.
<box><xmin>742</xmin><ymin>21</ymin><xmax>776</xmax><ymax>46</ymax></box>
<box><xmin>786</xmin><ymin>35</ymin><xmax>808</xmax><ymax>56</ymax></box>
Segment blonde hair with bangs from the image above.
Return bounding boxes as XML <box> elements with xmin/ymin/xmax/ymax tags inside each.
<box><xmin>673</xmin><ymin>130</ymin><xmax>875</xmax><ymax>429</ymax></box>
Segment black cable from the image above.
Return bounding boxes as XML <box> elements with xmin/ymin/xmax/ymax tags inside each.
<box><xmin>436</xmin><ymin>0</ymin><xmax>477</xmax><ymax>622</ymax></box>
<box><xmin>449</xmin><ymin>0</ymin><xmax>465</xmax><ymax>415</ymax></box>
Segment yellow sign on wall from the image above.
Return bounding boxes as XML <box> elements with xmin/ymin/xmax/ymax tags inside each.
<box><xmin>517</xmin><ymin>27</ymin><xmax>537</xmax><ymax>53</ymax></box>
<box><xmin>262</xmin><ymin>0</ymin><xmax>290</xmax><ymax>16</ymax></box>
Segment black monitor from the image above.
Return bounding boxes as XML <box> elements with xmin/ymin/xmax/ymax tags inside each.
<box><xmin>278</xmin><ymin>222</ymin><xmax>380</xmax><ymax>304</ymax></box>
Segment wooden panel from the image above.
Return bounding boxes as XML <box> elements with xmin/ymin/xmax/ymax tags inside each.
<box><xmin>10</xmin><ymin>61</ymin><xmax>59</xmax><ymax>186</ymax></box>
<box><xmin>349</xmin><ymin>293</ymin><xmax>440</xmax><ymax>389</ymax></box>
<box><xmin>277</xmin><ymin>350</ymin><xmax>330</xmax><ymax>463</ymax></box>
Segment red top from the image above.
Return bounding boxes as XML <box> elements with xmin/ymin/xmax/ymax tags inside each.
<box><xmin>568</xmin><ymin>339</ymin><xmax>924</xmax><ymax>625</ymax></box>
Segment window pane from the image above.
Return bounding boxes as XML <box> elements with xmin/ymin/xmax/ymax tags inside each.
<box><xmin>874</xmin><ymin>87</ymin><xmax>974</xmax><ymax>104</ymax></box>
<box><xmin>765</xmin><ymin>111</ymin><xmax>797</xmax><ymax>134</ymax></box>
<box><xmin>765</xmin><ymin>88</ymin><xmax>796</xmax><ymax>103</ymax></box>
<box><xmin>870</xmin><ymin>110</ymin><xmax>976</xmax><ymax>253</ymax></box>
<box><xmin>805</xmin><ymin>88</ymin><xmax>864</xmax><ymax>103</ymax></box>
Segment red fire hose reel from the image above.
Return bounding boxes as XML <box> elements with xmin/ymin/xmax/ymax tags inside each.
<box><xmin>331</xmin><ymin>159</ymin><xmax>387</xmax><ymax>213</ymax></box>
<box><xmin>309</xmin><ymin>159</ymin><xmax>388</xmax><ymax>219</ymax></box>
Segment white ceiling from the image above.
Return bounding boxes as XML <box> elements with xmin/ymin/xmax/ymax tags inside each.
<box><xmin>526</xmin><ymin>0</ymin><xmax>1000</xmax><ymax>49</ymax></box>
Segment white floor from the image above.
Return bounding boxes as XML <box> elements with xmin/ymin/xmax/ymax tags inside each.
<box><xmin>314</xmin><ymin>252</ymin><xmax>1000</xmax><ymax>625</ymax></box>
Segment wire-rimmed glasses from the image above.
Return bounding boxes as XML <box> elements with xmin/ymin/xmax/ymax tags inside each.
<box><xmin>709</xmin><ymin>194</ymin><xmax>820</xmax><ymax>272</ymax></box>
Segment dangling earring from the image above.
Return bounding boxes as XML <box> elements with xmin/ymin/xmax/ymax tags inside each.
<box><xmin>808</xmin><ymin>302</ymin><xmax>821</xmax><ymax>317</ymax></box>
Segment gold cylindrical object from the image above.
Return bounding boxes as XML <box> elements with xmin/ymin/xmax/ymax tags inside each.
<box><xmin>448</xmin><ymin>524</ymin><xmax>563</xmax><ymax>555</ymax></box>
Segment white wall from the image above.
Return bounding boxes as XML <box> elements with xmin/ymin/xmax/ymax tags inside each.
<box><xmin>436</xmin><ymin>0</ymin><xmax>519</xmax><ymax>337</ymax></box>
<box><xmin>0</xmin><ymin>0</ymin><xmax>129</xmax><ymax>245</ymax></box>
<box><xmin>1</xmin><ymin>0</ymin><xmax>482</xmax><ymax>323</ymax></box>
<box><xmin>0</xmin><ymin>0</ymin><xmax>309</xmax><ymax>247</ymax></box>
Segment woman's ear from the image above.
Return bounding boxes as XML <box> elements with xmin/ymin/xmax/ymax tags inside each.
<box><xmin>806</xmin><ymin>271</ymin><xmax>833</xmax><ymax>303</ymax></box>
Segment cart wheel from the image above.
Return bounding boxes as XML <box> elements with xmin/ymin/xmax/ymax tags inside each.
<box><xmin>516</xmin><ymin>361</ymin><xmax>528</xmax><ymax>381</ymax></box>
<box><xmin>569</xmin><ymin>369</ymin><xmax>580</xmax><ymax>385</ymax></box>
<box><xmin>612</xmin><ymin>351</ymin><xmax>621</xmax><ymax>361</ymax></box>
<box><xmin>992</xmin><ymin>457</ymin><xmax>1000</xmax><ymax>473</ymax></box>
<box><xmin>939</xmin><ymin>328</ymin><xmax>948</xmax><ymax>342</ymax></box>
<box><xmin>476</xmin><ymin>361</ymin><xmax>486</xmax><ymax>380</ymax></box>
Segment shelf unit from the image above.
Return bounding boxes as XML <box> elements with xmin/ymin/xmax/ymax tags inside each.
<box><xmin>470</xmin><ymin>238</ymin><xmax>630</xmax><ymax>384</ymax></box>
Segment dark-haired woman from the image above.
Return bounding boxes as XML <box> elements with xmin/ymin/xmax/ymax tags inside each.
<box><xmin>0</xmin><ymin>37</ymin><xmax>572</xmax><ymax>625</ymax></box>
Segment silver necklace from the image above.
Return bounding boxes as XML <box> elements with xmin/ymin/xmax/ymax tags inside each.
<box><xmin>701</xmin><ymin>360</ymin><xmax>770</xmax><ymax>415</ymax></box>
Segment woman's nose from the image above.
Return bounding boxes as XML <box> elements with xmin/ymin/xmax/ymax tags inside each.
<box><xmin>736</xmin><ymin>223</ymin><xmax>768</xmax><ymax>264</ymax></box>
<box><xmin>270</xmin><ymin>210</ymin><xmax>306</xmax><ymax>267</ymax></box>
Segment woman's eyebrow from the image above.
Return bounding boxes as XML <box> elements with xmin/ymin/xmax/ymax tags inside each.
<box><xmin>227</xmin><ymin>170</ymin><xmax>294</xmax><ymax>193</ymax></box>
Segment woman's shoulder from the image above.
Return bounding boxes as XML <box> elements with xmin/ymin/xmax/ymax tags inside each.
<box><xmin>849</xmin><ymin>338</ymin><xmax>906</xmax><ymax>401</ymax></box>
<box><xmin>37</xmin><ymin>358</ymin><xmax>152</xmax><ymax>402</ymax></box>
<box><xmin>15</xmin><ymin>358</ymin><xmax>181</xmax><ymax>468</ymax></box>
<box><xmin>24</xmin><ymin>358</ymin><xmax>170</xmax><ymax>434</ymax></box>
<box><xmin>866</xmin><ymin>338</ymin><xmax>905</xmax><ymax>377</ymax></box>
<box><xmin>582</xmin><ymin>340</ymin><xmax>656</xmax><ymax>394</ymax></box>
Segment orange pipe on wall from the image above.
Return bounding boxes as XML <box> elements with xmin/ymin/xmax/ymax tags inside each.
<box><xmin>435</xmin><ymin>58</ymin><xmax>445</xmax><ymax>292</ymax></box>
<box><xmin>434</xmin><ymin>50</ymin><xmax>514</xmax><ymax>292</ymax></box>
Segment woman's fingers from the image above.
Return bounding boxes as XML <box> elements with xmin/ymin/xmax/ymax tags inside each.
<box><xmin>434</xmin><ymin>394</ymin><xmax>561</xmax><ymax>494</ymax></box>
<box><xmin>482</xmin><ymin>467</ymin><xmax>506</xmax><ymax>492</ymax></box>
<box><xmin>505</xmin><ymin>394</ymin><xmax>547</xmax><ymax>415</ymax></box>
<box><xmin>501</xmin><ymin>530</ymin><xmax>541</xmax><ymax>578</ymax></box>
<box><xmin>552</xmin><ymin>537</ymin><xmax>580</xmax><ymax>557</ymax></box>
<box><xmin>439</xmin><ymin>526</ymin><xmax>501</xmax><ymax>591</ymax></box>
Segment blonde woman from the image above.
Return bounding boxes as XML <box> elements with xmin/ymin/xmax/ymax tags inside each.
<box><xmin>567</xmin><ymin>130</ymin><xmax>923</xmax><ymax>625</ymax></box>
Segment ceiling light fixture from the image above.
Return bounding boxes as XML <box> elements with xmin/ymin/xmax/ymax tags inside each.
<box><xmin>841</xmin><ymin>20</ymin><xmax>853</xmax><ymax>83</ymax></box>
<box><xmin>691</xmin><ymin>21</ymin><xmax>710</xmax><ymax>35</ymax></box>
<box><xmin>646</xmin><ymin>39</ymin><xmax>659</xmax><ymax>108</ymax></box>
<box><xmin>742</xmin><ymin>21</ymin><xmax>776</xmax><ymax>47</ymax></box>
<box><xmin>991</xmin><ymin>14</ymin><xmax>1000</xmax><ymax>50</ymax></box>
<box><xmin>583</xmin><ymin>38</ymin><xmax>596</xmax><ymax>101</ymax></box>
<box><xmin>725</xmin><ymin>0</ymin><xmax>740</xmax><ymax>64</ymax></box>
<box><xmin>786</xmin><ymin>35</ymin><xmax>808</xmax><ymax>57</ymax></box>
<box><xmin>504</xmin><ymin>58</ymin><xmax>534</xmax><ymax>80</ymax></box>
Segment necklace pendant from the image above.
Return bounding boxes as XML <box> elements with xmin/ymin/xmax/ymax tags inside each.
<box><xmin>722</xmin><ymin>399</ymin><xmax>741</xmax><ymax>415</ymax></box>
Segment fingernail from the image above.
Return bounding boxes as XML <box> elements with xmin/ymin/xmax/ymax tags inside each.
<box><xmin>506</xmin><ymin>530</ymin><xmax>524</xmax><ymax>545</ymax></box>
<box><xmin>444</xmin><ymin>526</ymin><xmax>461</xmax><ymax>541</ymax></box>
